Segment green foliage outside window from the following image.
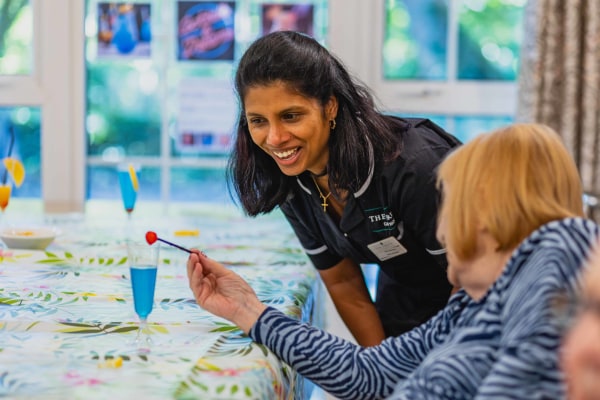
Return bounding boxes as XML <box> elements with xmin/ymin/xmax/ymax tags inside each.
<box><xmin>384</xmin><ymin>0</ymin><xmax>524</xmax><ymax>81</ymax></box>
<box><xmin>458</xmin><ymin>0</ymin><xmax>525</xmax><ymax>80</ymax></box>
<box><xmin>0</xmin><ymin>0</ymin><xmax>31</xmax><ymax>75</ymax></box>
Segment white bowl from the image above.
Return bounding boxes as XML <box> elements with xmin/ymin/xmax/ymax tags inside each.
<box><xmin>0</xmin><ymin>227</ymin><xmax>57</xmax><ymax>250</ymax></box>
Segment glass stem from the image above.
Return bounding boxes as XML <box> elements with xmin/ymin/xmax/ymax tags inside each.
<box><xmin>125</xmin><ymin>212</ymin><xmax>133</xmax><ymax>241</ymax></box>
<box><xmin>137</xmin><ymin>317</ymin><xmax>147</xmax><ymax>341</ymax></box>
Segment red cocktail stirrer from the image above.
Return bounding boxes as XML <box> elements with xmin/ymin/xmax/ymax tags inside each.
<box><xmin>145</xmin><ymin>231</ymin><xmax>192</xmax><ymax>254</ymax></box>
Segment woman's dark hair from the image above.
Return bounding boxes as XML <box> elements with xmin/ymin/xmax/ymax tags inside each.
<box><xmin>227</xmin><ymin>31</ymin><xmax>400</xmax><ymax>216</ymax></box>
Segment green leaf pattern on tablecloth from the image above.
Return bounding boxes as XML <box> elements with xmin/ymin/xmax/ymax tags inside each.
<box><xmin>0</xmin><ymin>211</ymin><xmax>319</xmax><ymax>399</ymax></box>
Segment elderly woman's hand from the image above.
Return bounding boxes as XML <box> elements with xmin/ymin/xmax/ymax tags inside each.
<box><xmin>187</xmin><ymin>250</ymin><xmax>267</xmax><ymax>333</ymax></box>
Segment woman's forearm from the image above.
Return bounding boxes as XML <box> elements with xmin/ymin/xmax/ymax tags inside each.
<box><xmin>319</xmin><ymin>259</ymin><xmax>386</xmax><ymax>346</ymax></box>
<box><xmin>329</xmin><ymin>286</ymin><xmax>386</xmax><ymax>346</ymax></box>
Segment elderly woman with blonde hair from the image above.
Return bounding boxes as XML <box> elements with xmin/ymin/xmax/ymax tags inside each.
<box><xmin>188</xmin><ymin>123</ymin><xmax>599</xmax><ymax>399</ymax></box>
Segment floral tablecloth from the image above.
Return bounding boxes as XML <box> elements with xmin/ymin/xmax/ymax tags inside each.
<box><xmin>0</xmin><ymin>205</ymin><xmax>321</xmax><ymax>399</ymax></box>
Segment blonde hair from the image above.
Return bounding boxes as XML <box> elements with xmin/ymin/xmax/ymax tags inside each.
<box><xmin>437</xmin><ymin>123</ymin><xmax>584</xmax><ymax>261</ymax></box>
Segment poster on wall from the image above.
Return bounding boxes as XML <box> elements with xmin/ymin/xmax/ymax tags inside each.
<box><xmin>177</xmin><ymin>78</ymin><xmax>237</xmax><ymax>154</ymax></box>
<box><xmin>97</xmin><ymin>3</ymin><xmax>152</xmax><ymax>59</ymax></box>
<box><xmin>177</xmin><ymin>1</ymin><xmax>236</xmax><ymax>61</ymax></box>
<box><xmin>261</xmin><ymin>3</ymin><xmax>314</xmax><ymax>36</ymax></box>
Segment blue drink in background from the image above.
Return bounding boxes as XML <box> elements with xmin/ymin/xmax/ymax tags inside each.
<box><xmin>130</xmin><ymin>265</ymin><xmax>157</xmax><ymax>319</ymax></box>
<box><xmin>118</xmin><ymin>169</ymin><xmax>137</xmax><ymax>214</ymax></box>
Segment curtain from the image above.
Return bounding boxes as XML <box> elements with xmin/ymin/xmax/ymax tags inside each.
<box><xmin>517</xmin><ymin>0</ymin><xmax>600</xmax><ymax>221</ymax></box>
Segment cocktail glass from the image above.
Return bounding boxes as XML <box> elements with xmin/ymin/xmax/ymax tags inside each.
<box><xmin>118</xmin><ymin>164</ymin><xmax>139</xmax><ymax>220</ymax></box>
<box><xmin>127</xmin><ymin>241</ymin><xmax>159</xmax><ymax>352</ymax></box>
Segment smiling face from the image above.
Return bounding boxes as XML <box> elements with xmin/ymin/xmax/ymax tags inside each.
<box><xmin>243</xmin><ymin>81</ymin><xmax>338</xmax><ymax>176</ymax></box>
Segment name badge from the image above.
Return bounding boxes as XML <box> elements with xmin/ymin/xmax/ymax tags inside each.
<box><xmin>367</xmin><ymin>237</ymin><xmax>407</xmax><ymax>261</ymax></box>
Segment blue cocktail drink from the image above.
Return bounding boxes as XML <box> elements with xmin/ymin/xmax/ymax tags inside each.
<box><xmin>127</xmin><ymin>242</ymin><xmax>159</xmax><ymax>351</ymax></box>
<box><xmin>118</xmin><ymin>168</ymin><xmax>137</xmax><ymax>215</ymax></box>
<box><xmin>130</xmin><ymin>265</ymin><xmax>157</xmax><ymax>319</ymax></box>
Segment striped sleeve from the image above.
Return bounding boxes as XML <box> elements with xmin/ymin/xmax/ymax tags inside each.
<box><xmin>250</xmin><ymin>301</ymin><xmax>461</xmax><ymax>400</ymax></box>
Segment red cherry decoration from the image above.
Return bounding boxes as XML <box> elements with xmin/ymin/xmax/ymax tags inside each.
<box><xmin>146</xmin><ymin>231</ymin><xmax>158</xmax><ymax>245</ymax></box>
<box><xmin>144</xmin><ymin>231</ymin><xmax>192</xmax><ymax>254</ymax></box>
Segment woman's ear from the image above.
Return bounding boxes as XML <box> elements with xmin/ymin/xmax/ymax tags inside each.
<box><xmin>326</xmin><ymin>96</ymin><xmax>338</xmax><ymax>120</ymax></box>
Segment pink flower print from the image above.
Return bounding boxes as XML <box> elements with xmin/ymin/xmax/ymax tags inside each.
<box><xmin>0</xmin><ymin>249</ymin><xmax>15</xmax><ymax>262</ymax></box>
<box><xmin>63</xmin><ymin>371</ymin><xmax>104</xmax><ymax>387</ymax></box>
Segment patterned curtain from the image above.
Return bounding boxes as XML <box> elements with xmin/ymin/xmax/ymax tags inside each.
<box><xmin>517</xmin><ymin>0</ymin><xmax>600</xmax><ymax>221</ymax></box>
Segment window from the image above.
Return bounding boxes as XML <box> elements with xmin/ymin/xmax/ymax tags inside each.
<box><xmin>84</xmin><ymin>0</ymin><xmax>328</xmax><ymax>205</ymax></box>
<box><xmin>0</xmin><ymin>0</ymin><xmax>33</xmax><ymax>75</ymax></box>
<box><xmin>0</xmin><ymin>107</ymin><xmax>41</xmax><ymax>198</ymax></box>
<box><xmin>0</xmin><ymin>1</ymin><xmax>85</xmax><ymax>213</ymax></box>
<box><xmin>329</xmin><ymin>0</ymin><xmax>525</xmax><ymax>143</ymax></box>
<box><xmin>0</xmin><ymin>1</ymin><xmax>527</xmax><ymax>212</ymax></box>
<box><xmin>383</xmin><ymin>0</ymin><xmax>523</xmax><ymax>81</ymax></box>
<box><xmin>0</xmin><ymin>1</ymin><xmax>41</xmax><ymax>206</ymax></box>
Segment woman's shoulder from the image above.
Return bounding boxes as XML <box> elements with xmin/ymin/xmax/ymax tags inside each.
<box><xmin>381</xmin><ymin>116</ymin><xmax>461</xmax><ymax>167</ymax></box>
<box><xmin>522</xmin><ymin>217</ymin><xmax>600</xmax><ymax>253</ymax></box>
<box><xmin>500</xmin><ymin>218</ymin><xmax>599</xmax><ymax>298</ymax></box>
<box><xmin>386</xmin><ymin>116</ymin><xmax>462</xmax><ymax>148</ymax></box>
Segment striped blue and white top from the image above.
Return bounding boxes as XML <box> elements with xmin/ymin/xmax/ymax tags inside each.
<box><xmin>250</xmin><ymin>218</ymin><xmax>599</xmax><ymax>399</ymax></box>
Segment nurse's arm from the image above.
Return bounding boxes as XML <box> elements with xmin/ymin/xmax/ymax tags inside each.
<box><xmin>319</xmin><ymin>257</ymin><xmax>386</xmax><ymax>346</ymax></box>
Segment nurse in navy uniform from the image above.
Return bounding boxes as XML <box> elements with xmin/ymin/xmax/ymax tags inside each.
<box><xmin>227</xmin><ymin>31</ymin><xmax>461</xmax><ymax>346</ymax></box>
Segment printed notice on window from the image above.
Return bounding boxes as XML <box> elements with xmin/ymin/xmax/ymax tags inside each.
<box><xmin>177</xmin><ymin>78</ymin><xmax>237</xmax><ymax>154</ymax></box>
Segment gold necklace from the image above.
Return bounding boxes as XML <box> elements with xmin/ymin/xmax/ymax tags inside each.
<box><xmin>311</xmin><ymin>175</ymin><xmax>332</xmax><ymax>212</ymax></box>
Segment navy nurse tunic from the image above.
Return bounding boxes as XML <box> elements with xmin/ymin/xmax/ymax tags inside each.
<box><xmin>279</xmin><ymin>117</ymin><xmax>461</xmax><ymax>336</ymax></box>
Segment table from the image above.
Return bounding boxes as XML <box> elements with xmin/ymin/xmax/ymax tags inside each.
<box><xmin>0</xmin><ymin>204</ymin><xmax>322</xmax><ymax>399</ymax></box>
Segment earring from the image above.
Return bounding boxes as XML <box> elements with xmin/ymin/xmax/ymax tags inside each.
<box><xmin>329</xmin><ymin>119</ymin><xmax>336</xmax><ymax>130</ymax></box>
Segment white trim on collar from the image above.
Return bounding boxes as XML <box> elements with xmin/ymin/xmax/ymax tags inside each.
<box><xmin>297</xmin><ymin>177</ymin><xmax>312</xmax><ymax>195</ymax></box>
<box><xmin>295</xmin><ymin>136</ymin><xmax>374</xmax><ymax>198</ymax></box>
<box><xmin>354</xmin><ymin>137</ymin><xmax>374</xmax><ymax>198</ymax></box>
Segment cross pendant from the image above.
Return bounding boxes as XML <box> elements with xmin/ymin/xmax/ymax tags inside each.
<box><xmin>321</xmin><ymin>200</ymin><xmax>328</xmax><ymax>212</ymax></box>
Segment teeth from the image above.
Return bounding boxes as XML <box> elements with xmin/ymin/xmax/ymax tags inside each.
<box><xmin>273</xmin><ymin>148</ymin><xmax>298</xmax><ymax>159</ymax></box>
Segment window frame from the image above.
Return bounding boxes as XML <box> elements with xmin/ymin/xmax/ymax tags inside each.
<box><xmin>0</xmin><ymin>0</ymin><xmax>86</xmax><ymax>213</ymax></box>
<box><xmin>0</xmin><ymin>0</ymin><xmax>520</xmax><ymax>213</ymax></box>
<box><xmin>328</xmin><ymin>0</ymin><xmax>518</xmax><ymax>116</ymax></box>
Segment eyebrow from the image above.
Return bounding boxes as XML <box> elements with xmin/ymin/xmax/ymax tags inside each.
<box><xmin>245</xmin><ymin>106</ymin><xmax>306</xmax><ymax>117</ymax></box>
